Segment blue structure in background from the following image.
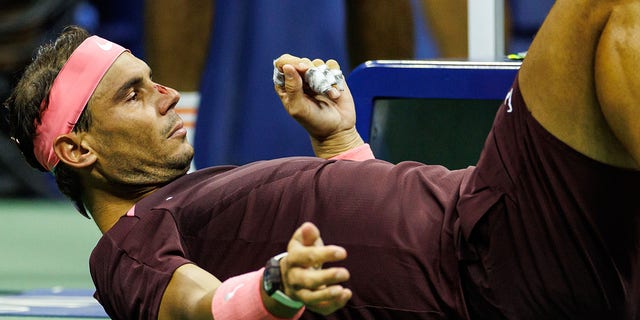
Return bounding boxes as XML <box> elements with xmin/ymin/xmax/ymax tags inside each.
<box><xmin>509</xmin><ymin>0</ymin><xmax>555</xmax><ymax>53</ymax></box>
<box><xmin>348</xmin><ymin>60</ymin><xmax>520</xmax><ymax>168</ymax></box>
<box><xmin>77</xmin><ymin>0</ymin><xmax>145</xmax><ymax>57</ymax></box>
<box><xmin>0</xmin><ymin>0</ymin><xmax>556</xmax><ymax>198</ymax></box>
<box><xmin>192</xmin><ymin>0</ymin><xmax>552</xmax><ymax>169</ymax></box>
<box><xmin>193</xmin><ymin>1</ymin><xmax>350</xmax><ymax>168</ymax></box>
<box><xmin>348</xmin><ymin>60</ymin><xmax>521</xmax><ymax>143</ymax></box>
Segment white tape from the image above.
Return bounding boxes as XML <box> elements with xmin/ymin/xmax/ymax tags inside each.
<box><xmin>272</xmin><ymin>60</ymin><xmax>285</xmax><ymax>87</ymax></box>
<box><xmin>272</xmin><ymin>61</ymin><xmax>344</xmax><ymax>95</ymax></box>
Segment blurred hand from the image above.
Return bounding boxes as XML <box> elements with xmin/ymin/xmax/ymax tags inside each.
<box><xmin>281</xmin><ymin>222</ymin><xmax>352</xmax><ymax>315</ymax></box>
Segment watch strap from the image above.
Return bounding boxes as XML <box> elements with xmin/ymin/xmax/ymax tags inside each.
<box><xmin>263</xmin><ymin>252</ymin><xmax>305</xmax><ymax>310</ymax></box>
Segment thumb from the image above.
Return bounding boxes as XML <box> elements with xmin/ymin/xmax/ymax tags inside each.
<box><xmin>283</xmin><ymin>64</ymin><xmax>304</xmax><ymax>98</ymax></box>
<box><xmin>300</xmin><ymin>222</ymin><xmax>324</xmax><ymax>247</ymax></box>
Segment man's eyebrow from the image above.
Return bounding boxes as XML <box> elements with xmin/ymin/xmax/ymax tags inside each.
<box><xmin>112</xmin><ymin>76</ymin><xmax>143</xmax><ymax>102</ymax></box>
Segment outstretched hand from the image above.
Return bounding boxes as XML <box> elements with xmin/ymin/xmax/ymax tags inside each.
<box><xmin>281</xmin><ymin>222</ymin><xmax>352</xmax><ymax>315</ymax></box>
<box><xmin>274</xmin><ymin>54</ymin><xmax>364</xmax><ymax>158</ymax></box>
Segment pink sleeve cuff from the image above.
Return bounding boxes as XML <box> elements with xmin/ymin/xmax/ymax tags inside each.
<box><xmin>329</xmin><ymin>144</ymin><xmax>375</xmax><ymax>161</ymax></box>
<box><xmin>212</xmin><ymin>268</ymin><xmax>305</xmax><ymax>320</ymax></box>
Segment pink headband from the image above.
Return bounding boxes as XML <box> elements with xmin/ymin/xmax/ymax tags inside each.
<box><xmin>33</xmin><ymin>35</ymin><xmax>128</xmax><ymax>172</ymax></box>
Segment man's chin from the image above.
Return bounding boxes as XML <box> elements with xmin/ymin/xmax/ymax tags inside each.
<box><xmin>170</xmin><ymin>149</ymin><xmax>195</xmax><ymax>173</ymax></box>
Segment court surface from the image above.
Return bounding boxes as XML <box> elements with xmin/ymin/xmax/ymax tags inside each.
<box><xmin>0</xmin><ymin>199</ymin><xmax>108</xmax><ymax>319</ymax></box>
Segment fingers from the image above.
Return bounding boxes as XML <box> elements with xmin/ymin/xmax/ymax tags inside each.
<box><xmin>295</xmin><ymin>285</ymin><xmax>352</xmax><ymax>305</ymax></box>
<box><xmin>274</xmin><ymin>55</ymin><xmax>342</xmax><ymax>74</ymax></box>
<box><xmin>310</xmin><ymin>58</ymin><xmax>341</xmax><ymax>70</ymax></box>
<box><xmin>285</xmin><ymin>266</ymin><xmax>350</xmax><ymax>291</ymax></box>
<box><xmin>287</xmin><ymin>243</ymin><xmax>347</xmax><ymax>267</ymax></box>
<box><xmin>323</xmin><ymin>60</ymin><xmax>342</xmax><ymax>99</ymax></box>
<box><xmin>287</xmin><ymin>222</ymin><xmax>346</xmax><ymax>266</ymax></box>
<box><xmin>298</xmin><ymin>221</ymin><xmax>323</xmax><ymax>247</ymax></box>
<box><xmin>309</xmin><ymin>59</ymin><xmax>343</xmax><ymax>99</ymax></box>
<box><xmin>274</xmin><ymin>55</ymin><xmax>343</xmax><ymax>99</ymax></box>
<box><xmin>274</xmin><ymin>54</ymin><xmax>312</xmax><ymax>73</ymax></box>
<box><xmin>274</xmin><ymin>54</ymin><xmax>302</xmax><ymax>70</ymax></box>
<box><xmin>296</xmin><ymin>286</ymin><xmax>352</xmax><ymax>315</ymax></box>
<box><xmin>282</xmin><ymin>222</ymin><xmax>351</xmax><ymax>315</ymax></box>
<box><xmin>325</xmin><ymin>59</ymin><xmax>340</xmax><ymax>69</ymax></box>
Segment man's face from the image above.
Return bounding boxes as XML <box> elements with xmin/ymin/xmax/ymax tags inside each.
<box><xmin>83</xmin><ymin>52</ymin><xmax>194</xmax><ymax>187</ymax></box>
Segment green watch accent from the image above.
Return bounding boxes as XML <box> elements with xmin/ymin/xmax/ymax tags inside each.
<box><xmin>263</xmin><ymin>252</ymin><xmax>305</xmax><ymax>310</ymax></box>
<box><xmin>270</xmin><ymin>289</ymin><xmax>305</xmax><ymax>310</ymax></box>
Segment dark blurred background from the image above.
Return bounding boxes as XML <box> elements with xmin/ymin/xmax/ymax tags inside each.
<box><xmin>0</xmin><ymin>0</ymin><xmax>554</xmax><ymax>199</ymax></box>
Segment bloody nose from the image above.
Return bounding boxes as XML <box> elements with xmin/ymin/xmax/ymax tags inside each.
<box><xmin>155</xmin><ymin>84</ymin><xmax>169</xmax><ymax>94</ymax></box>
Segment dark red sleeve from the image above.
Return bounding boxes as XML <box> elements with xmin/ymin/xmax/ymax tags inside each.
<box><xmin>90</xmin><ymin>210</ymin><xmax>191</xmax><ymax>320</ymax></box>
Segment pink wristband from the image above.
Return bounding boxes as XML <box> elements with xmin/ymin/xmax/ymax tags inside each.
<box><xmin>329</xmin><ymin>144</ymin><xmax>375</xmax><ymax>161</ymax></box>
<box><xmin>212</xmin><ymin>268</ymin><xmax>305</xmax><ymax>320</ymax></box>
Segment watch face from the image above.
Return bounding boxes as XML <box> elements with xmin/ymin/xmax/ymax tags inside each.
<box><xmin>264</xmin><ymin>257</ymin><xmax>283</xmax><ymax>296</ymax></box>
<box><xmin>264</xmin><ymin>272</ymin><xmax>276</xmax><ymax>293</ymax></box>
<box><xmin>263</xmin><ymin>253</ymin><xmax>305</xmax><ymax>310</ymax></box>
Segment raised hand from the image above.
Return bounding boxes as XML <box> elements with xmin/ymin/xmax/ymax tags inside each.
<box><xmin>274</xmin><ymin>54</ymin><xmax>364</xmax><ymax>158</ymax></box>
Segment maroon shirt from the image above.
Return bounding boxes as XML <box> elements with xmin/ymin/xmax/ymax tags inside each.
<box><xmin>90</xmin><ymin>77</ymin><xmax>640</xmax><ymax>319</ymax></box>
<box><xmin>91</xmin><ymin>159</ymin><xmax>468</xmax><ymax>319</ymax></box>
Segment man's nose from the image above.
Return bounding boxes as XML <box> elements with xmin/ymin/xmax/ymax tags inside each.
<box><xmin>154</xmin><ymin>84</ymin><xmax>180</xmax><ymax>114</ymax></box>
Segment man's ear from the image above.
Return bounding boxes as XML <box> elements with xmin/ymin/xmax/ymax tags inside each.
<box><xmin>53</xmin><ymin>133</ymin><xmax>97</xmax><ymax>169</ymax></box>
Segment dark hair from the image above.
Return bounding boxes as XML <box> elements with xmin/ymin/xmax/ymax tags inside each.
<box><xmin>4</xmin><ymin>25</ymin><xmax>92</xmax><ymax>217</ymax></box>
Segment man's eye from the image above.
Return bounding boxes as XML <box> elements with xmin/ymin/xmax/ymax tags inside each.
<box><xmin>127</xmin><ymin>91</ymin><xmax>138</xmax><ymax>102</ymax></box>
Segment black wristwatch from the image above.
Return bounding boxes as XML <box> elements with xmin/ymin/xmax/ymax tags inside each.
<box><xmin>263</xmin><ymin>252</ymin><xmax>305</xmax><ymax>310</ymax></box>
